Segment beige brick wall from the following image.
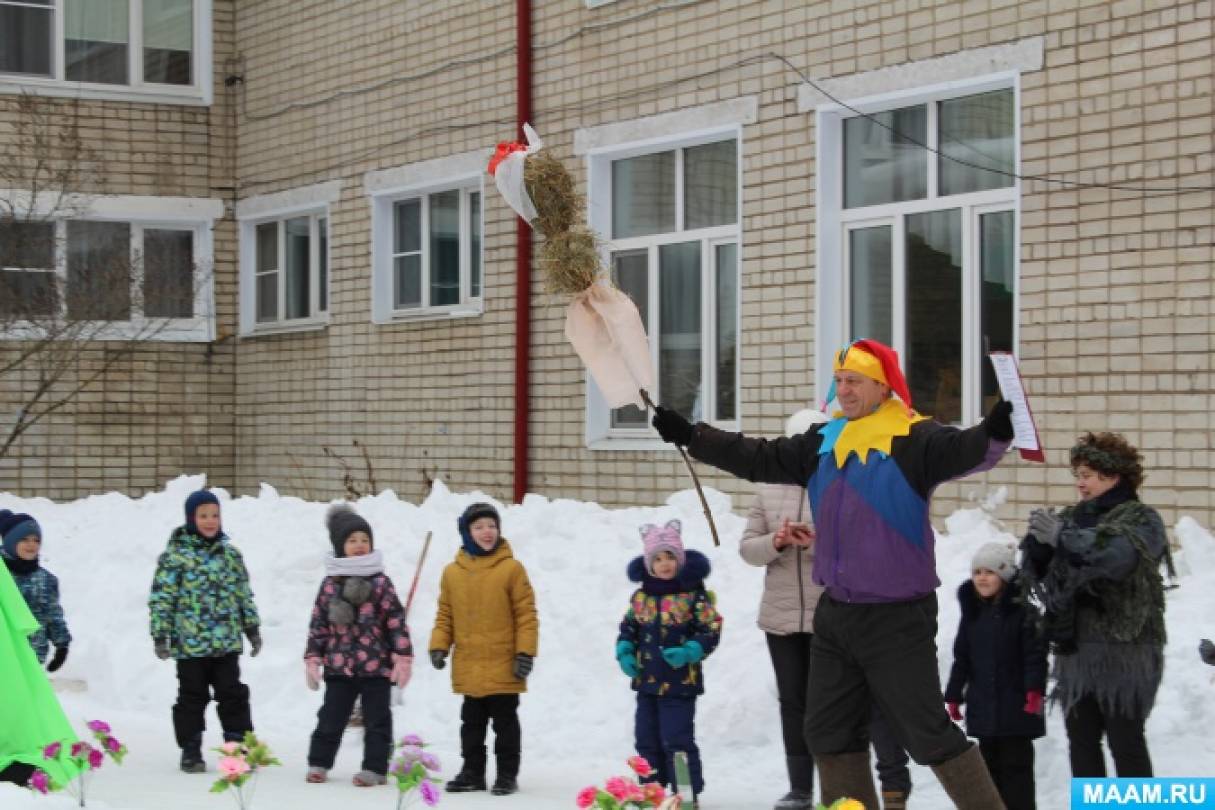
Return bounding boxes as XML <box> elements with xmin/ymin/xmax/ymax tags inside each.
<box><xmin>0</xmin><ymin>0</ymin><xmax>239</xmax><ymax>498</ymax></box>
<box><xmin>2</xmin><ymin>0</ymin><xmax>1212</xmax><ymax>537</ymax></box>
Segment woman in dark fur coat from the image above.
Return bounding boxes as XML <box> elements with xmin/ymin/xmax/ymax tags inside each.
<box><xmin>1020</xmin><ymin>432</ymin><xmax>1171</xmax><ymax>778</ymax></box>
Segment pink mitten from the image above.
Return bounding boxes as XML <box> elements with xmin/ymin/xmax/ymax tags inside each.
<box><xmin>391</xmin><ymin>654</ymin><xmax>413</xmax><ymax>689</ymax></box>
<box><xmin>305</xmin><ymin>657</ymin><xmax>323</xmax><ymax>691</ymax></box>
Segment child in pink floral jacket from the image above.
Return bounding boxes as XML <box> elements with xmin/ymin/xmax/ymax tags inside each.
<box><xmin>304</xmin><ymin>505</ymin><xmax>412</xmax><ymax>787</ymax></box>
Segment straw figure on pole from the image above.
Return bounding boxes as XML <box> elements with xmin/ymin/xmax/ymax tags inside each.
<box><xmin>488</xmin><ymin>125</ymin><xmax>720</xmax><ymax>546</ymax></box>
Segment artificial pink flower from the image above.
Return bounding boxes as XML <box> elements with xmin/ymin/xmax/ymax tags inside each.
<box><xmin>29</xmin><ymin>770</ymin><xmax>51</xmax><ymax>794</ymax></box>
<box><xmin>643</xmin><ymin>781</ymin><xmax>666</xmax><ymax>803</ymax></box>
<box><xmin>399</xmin><ymin>744</ymin><xmax>423</xmax><ymax>763</ymax></box>
<box><xmin>419</xmin><ymin>780</ymin><xmax>441</xmax><ymax>807</ymax></box>
<box><xmin>627</xmin><ymin>755</ymin><xmax>655</xmax><ymax>777</ymax></box>
<box><xmin>86</xmin><ymin>720</ymin><xmax>111</xmax><ymax>734</ymax></box>
<box><xmin>104</xmin><ymin>736</ymin><xmax>122</xmax><ymax>753</ymax></box>
<box><xmin>70</xmin><ymin>742</ymin><xmax>88</xmax><ymax>758</ymax></box>
<box><xmin>420</xmin><ymin>752</ymin><xmax>441</xmax><ymax>772</ymax></box>
<box><xmin>217</xmin><ymin>756</ymin><xmax>251</xmax><ymax>781</ymax></box>
<box><xmin>220</xmin><ymin>741</ymin><xmax>241</xmax><ymax>754</ymax></box>
<box><xmin>604</xmin><ymin>776</ymin><xmax>632</xmax><ymax>801</ymax></box>
<box><xmin>42</xmin><ymin>742</ymin><xmax>61</xmax><ymax>760</ymax></box>
<box><xmin>575</xmin><ymin>785</ymin><xmax>599</xmax><ymax>809</ymax></box>
<box><xmin>399</xmin><ymin>733</ymin><xmax>424</xmax><ymax>746</ymax></box>
<box><xmin>88</xmin><ymin>749</ymin><xmax>104</xmax><ymax>769</ymax></box>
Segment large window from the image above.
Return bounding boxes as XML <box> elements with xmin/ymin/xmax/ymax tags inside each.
<box><xmin>0</xmin><ymin>0</ymin><xmax>207</xmax><ymax>101</ymax></box>
<box><xmin>0</xmin><ymin>214</ymin><xmax>208</xmax><ymax>333</ymax></box>
<box><xmin>371</xmin><ymin>183</ymin><xmax>482</xmax><ymax>321</ymax></box>
<box><xmin>589</xmin><ymin>135</ymin><xmax>740</xmax><ymax>441</ymax></box>
<box><xmin>822</xmin><ymin>84</ymin><xmax>1017</xmax><ymax>424</ymax></box>
<box><xmin>247</xmin><ymin>214</ymin><xmax>329</xmax><ymax>329</ymax></box>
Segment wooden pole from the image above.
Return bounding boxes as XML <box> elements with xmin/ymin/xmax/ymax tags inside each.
<box><xmin>640</xmin><ymin>390</ymin><xmax>720</xmax><ymax>547</ymax></box>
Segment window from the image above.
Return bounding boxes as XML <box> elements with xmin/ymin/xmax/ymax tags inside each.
<box><xmin>588</xmin><ymin>135</ymin><xmax>740</xmax><ymax>442</ymax></box>
<box><xmin>246</xmin><ymin>214</ymin><xmax>329</xmax><ymax>329</ymax></box>
<box><xmin>820</xmin><ymin>82</ymin><xmax>1018</xmax><ymax>425</ymax></box>
<box><xmin>0</xmin><ymin>214</ymin><xmax>210</xmax><ymax>336</ymax></box>
<box><xmin>371</xmin><ymin>184</ymin><xmax>482</xmax><ymax>321</ymax></box>
<box><xmin>0</xmin><ymin>0</ymin><xmax>208</xmax><ymax>102</ymax></box>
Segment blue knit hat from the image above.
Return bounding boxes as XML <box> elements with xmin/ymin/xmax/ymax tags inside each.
<box><xmin>458</xmin><ymin>502</ymin><xmax>501</xmax><ymax>557</ymax></box>
<box><xmin>184</xmin><ymin>489</ymin><xmax>221</xmax><ymax>537</ymax></box>
<box><xmin>0</xmin><ymin>509</ymin><xmax>42</xmax><ymax>559</ymax></box>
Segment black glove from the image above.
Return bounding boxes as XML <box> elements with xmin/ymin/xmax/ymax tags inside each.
<box><xmin>1200</xmin><ymin>638</ymin><xmax>1215</xmax><ymax>666</ymax></box>
<box><xmin>512</xmin><ymin>653</ymin><xmax>533</xmax><ymax>680</ymax></box>
<box><xmin>154</xmin><ymin>638</ymin><xmax>171</xmax><ymax>660</ymax></box>
<box><xmin>430</xmin><ymin>650</ymin><xmax>448</xmax><ymax>670</ymax></box>
<box><xmin>1028</xmin><ymin>508</ymin><xmax>1062</xmax><ymax>548</ymax></box>
<box><xmin>46</xmin><ymin>646</ymin><xmax>68</xmax><ymax>673</ymax></box>
<box><xmin>245</xmin><ymin>626</ymin><xmax>262</xmax><ymax>657</ymax></box>
<box><xmin>651</xmin><ymin>406</ymin><xmax>694</xmax><ymax>447</ymax></box>
<box><xmin>984</xmin><ymin>399</ymin><xmax>1014</xmax><ymax>441</ymax></box>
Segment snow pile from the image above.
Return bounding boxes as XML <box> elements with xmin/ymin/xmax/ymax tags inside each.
<box><xmin>0</xmin><ymin>477</ymin><xmax>1212</xmax><ymax>809</ymax></box>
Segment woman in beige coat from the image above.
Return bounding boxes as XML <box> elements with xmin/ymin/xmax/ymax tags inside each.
<box><xmin>741</xmin><ymin>410</ymin><xmax>912</xmax><ymax>810</ymax></box>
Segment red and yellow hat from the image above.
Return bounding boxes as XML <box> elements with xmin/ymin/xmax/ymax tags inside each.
<box><xmin>828</xmin><ymin>339</ymin><xmax>914</xmax><ymax>411</ymax></box>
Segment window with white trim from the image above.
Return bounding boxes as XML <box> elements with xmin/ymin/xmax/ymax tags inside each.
<box><xmin>587</xmin><ymin>135</ymin><xmax>740</xmax><ymax>443</ymax></box>
<box><xmin>244</xmin><ymin>213</ymin><xmax>329</xmax><ymax>330</ymax></box>
<box><xmin>370</xmin><ymin>183</ymin><xmax>482</xmax><ymax>321</ymax></box>
<box><xmin>0</xmin><ymin>214</ymin><xmax>211</xmax><ymax>337</ymax></box>
<box><xmin>819</xmin><ymin>83</ymin><xmax>1018</xmax><ymax>425</ymax></box>
<box><xmin>0</xmin><ymin>0</ymin><xmax>209</xmax><ymax>102</ymax></box>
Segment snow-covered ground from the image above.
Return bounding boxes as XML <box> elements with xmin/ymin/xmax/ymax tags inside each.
<box><xmin>1</xmin><ymin>475</ymin><xmax>1213</xmax><ymax>809</ymax></box>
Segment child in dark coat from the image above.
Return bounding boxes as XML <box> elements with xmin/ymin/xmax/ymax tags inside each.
<box><xmin>0</xmin><ymin>511</ymin><xmax>71</xmax><ymax>671</ymax></box>
<box><xmin>305</xmin><ymin>504</ymin><xmax>413</xmax><ymax>787</ymax></box>
<box><xmin>616</xmin><ymin>520</ymin><xmax>723</xmax><ymax>808</ymax></box>
<box><xmin>945</xmin><ymin>542</ymin><xmax>1047</xmax><ymax>810</ymax></box>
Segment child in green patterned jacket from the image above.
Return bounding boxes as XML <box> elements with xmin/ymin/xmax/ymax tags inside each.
<box><xmin>148</xmin><ymin>489</ymin><xmax>261</xmax><ymax>774</ymax></box>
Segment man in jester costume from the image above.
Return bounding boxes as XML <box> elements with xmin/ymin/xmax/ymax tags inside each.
<box><xmin>653</xmin><ymin>339</ymin><xmax>1016</xmax><ymax>810</ymax></box>
<box><xmin>0</xmin><ymin>557</ymin><xmax>81</xmax><ymax>789</ymax></box>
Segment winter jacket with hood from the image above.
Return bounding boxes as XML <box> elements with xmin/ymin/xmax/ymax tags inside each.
<box><xmin>688</xmin><ymin>412</ymin><xmax>1008</xmax><ymax>603</ymax></box>
<box><xmin>148</xmin><ymin>527</ymin><xmax>260</xmax><ymax>660</ymax></box>
<box><xmin>616</xmin><ymin>550</ymin><xmax>723</xmax><ymax>699</ymax></box>
<box><xmin>305</xmin><ymin>571</ymin><xmax>412</xmax><ymax>679</ymax></box>
<box><xmin>944</xmin><ymin>578</ymin><xmax>1047</xmax><ymax>739</ymax></box>
<box><xmin>739</xmin><ymin>484</ymin><xmax>823</xmax><ymax>635</ymax></box>
<box><xmin>3</xmin><ymin>557</ymin><xmax>70</xmax><ymax>662</ymax></box>
<box><xmin>428</xmin><ymin>538</ymin><xmax>538</xmax><ymax>697</ymax></box>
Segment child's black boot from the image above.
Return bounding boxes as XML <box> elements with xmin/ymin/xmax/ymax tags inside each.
<box><xmin>179</xmin><ymin>735</ymin><xmax>206</xmax><ymax>774</ymax></box>
<box><xmin>446</xmin><ymin>748</ymin><xmax>487</xmax><ymax>793</ymax></box>
<box><xmin>491</xmin><ymin>753</ymin><xmax>519</xmax><ymax>795</ymax></box>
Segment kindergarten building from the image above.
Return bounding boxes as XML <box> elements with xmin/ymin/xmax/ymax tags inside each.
<box><xmin>0</xmin><ymin>0</ymin><xmax>1212</xmax><ymax>532</ymax></box>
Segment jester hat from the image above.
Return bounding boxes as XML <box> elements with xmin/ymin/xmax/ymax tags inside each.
<box><xmin>825</xmin><ymin>339</ymin><xmax>913</xmax><ymax>413</ymax></box>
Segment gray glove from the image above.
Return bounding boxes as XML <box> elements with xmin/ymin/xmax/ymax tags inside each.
<box><xmin>430</xmin><ymin>650</ymin><xmax>448</xmax><ymax>670</ymax></box>
<box><xmin>154</xmin><ymin>638</ymin><xmax>171</xmax><ymax>660</ymax></box>
<box><xmin>1028</xmin><ymin>508</ymin><xmax>1062</xmax><ymax>547</ymax></box>
<box><xmin>245</xmin><ymin>626</ymin><xmax>262</xmax><ymax>657</ymax></box>
<box><xmin>512</xmin><ymin>653</ymin><xmax>533</xmax><ymax>680</ymax></box>
<box><xmin>1200</xmin><ymin>639</ymin><xmax>1215</xmax><ymax>666</ymax></box>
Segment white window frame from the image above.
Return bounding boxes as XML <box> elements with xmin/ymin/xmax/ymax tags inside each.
<box><xmin>816</xmin><ymin>72</ymin><xmax>1022</xmax><ymax>426</ymax></box>
<box><xmin>237</xmin><ymin>181</ymin><xmax>338</xmax><ymax>336</ymax></box>
<box><xmin>583</xmin><ymin>127</ymin><xmax>744</xmax><ymax>450</ymax></box>
<box><xmin>368</xmin><ymin>179</ymin><xmax>484</xmax><ymax>323</ymax></box>
<box><xmin>0</xmin><ymin>0</ymin><xmax>213</xmax><ymax>105</ymax></box>
<box><xmin>0</xmin><ymin>192</ymin><xmax>220</xmax><ymax>341</ymax></box>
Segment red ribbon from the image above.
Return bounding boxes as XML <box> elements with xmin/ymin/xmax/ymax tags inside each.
<box><xmin>488</xmin><ymin>141</ymin><xmax>528</xmax><ymax>176</ymax></box>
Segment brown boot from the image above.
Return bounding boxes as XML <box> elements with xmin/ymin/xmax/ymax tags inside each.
<box><xmin>816</xmin><ymin>751</ymin><xmax>880</xmax><ymax>810</ymax></box>
<box><xmin>931</xmin><ymin>745</ymin><xmax>1006</xmax><ymax>810</ymax></box>
<box><xmin>882</xmin><ymin>789</ymin><xmax>908</xmax><ymax>809</ymax></box>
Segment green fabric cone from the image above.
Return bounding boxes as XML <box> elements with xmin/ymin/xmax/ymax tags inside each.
<box><xmin>0</xmin><ymin>561</ymin><xmax>81</xmax><ymax>788</ymax></box>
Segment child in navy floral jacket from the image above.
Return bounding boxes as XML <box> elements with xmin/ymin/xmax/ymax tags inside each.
<box><xmin>0</xmin><ymin>511</ymin><xmax>70</xmax><ymax>671</ymax></box>
<box><xmin>304</xmin><ymin>504</ymin><xmax>413</xmax><ymax>787</ymax></box>
<box><xmin>616</xmin><ymin>520</ymin><xmax>722</xmax><ymax>807</ymax></box>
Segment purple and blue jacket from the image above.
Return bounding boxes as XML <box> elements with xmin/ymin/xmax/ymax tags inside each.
<box><xmin>689</xmin><ymin>416</ymin><xmax>1009</xmax><ymax>603</ymax></box>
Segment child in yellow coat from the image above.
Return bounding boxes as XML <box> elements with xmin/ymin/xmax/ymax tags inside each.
<box><xmin>429</xmin><ymin>502</ymin><xmax>538</xmax><ymax>796</ymax></box>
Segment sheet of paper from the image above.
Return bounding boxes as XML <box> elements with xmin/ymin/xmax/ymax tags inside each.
<box><xmin>988</xmin><ymin>352</ymin><xmax>1045</xmax><ymax>462</ymax></box>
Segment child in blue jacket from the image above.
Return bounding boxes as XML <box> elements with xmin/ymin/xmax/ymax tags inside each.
<box><xmin>616</xmin><ymin>520</ymin><xmax>722</xmax><ymax>808</ymax></box>
<box><xmin>0</xmin><ymin>511</ymin><xmax>71</xmax><ymax>672</ymax></box>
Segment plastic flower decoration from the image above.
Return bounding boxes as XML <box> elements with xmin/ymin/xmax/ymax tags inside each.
<box><xmin>208</xmin><ymin>732</ymin><xmax>280</xmax><ymax>810</ymax></box>
<box><xmin>575</xmin><ymin>757</ymin><xmax>670</xmax><ymax>809</ymax></box>
<box><xmin>389</xmin><ymin>733</ymin><xmax>443</xmax><ymax>809</ymax></box>
<box><xmin>816</xmin><ymin>800</ymin><xmax>866</xmax><ymax>810</ymax></box>
<box><xmin>31</xmin><ymin>719</ymin><xmax>127</xmax><ymax>806</ymax></box>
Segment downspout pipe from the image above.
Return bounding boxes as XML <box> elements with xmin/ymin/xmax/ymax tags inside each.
<box><xmin>513</xmin><ymin>0</ymin><xmax>532</xmax><ymax>504</ymax></box>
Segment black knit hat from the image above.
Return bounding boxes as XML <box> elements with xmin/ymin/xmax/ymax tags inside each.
<box><xmin>326</xmin><ymin>503</ymin><xmax>373</xmax><ymax>557</ymax></box>
<box><xmin>459</xmin><ymin>502</ymin><xmax>500</xmax><ymax>531</ymax></box>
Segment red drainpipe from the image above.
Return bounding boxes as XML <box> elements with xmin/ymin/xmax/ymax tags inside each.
<box><xmin>512</xmin><ymin>0</ymin><xmax>532</xmax><ymax>504</ymax></box>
